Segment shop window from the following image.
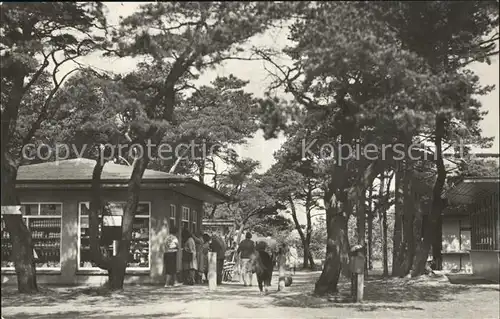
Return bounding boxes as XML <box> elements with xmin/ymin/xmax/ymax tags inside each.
<box><xmin>1</xmin><ymin>203</ymin><xmax>62</xmax><ymax>270</ymax></box>
<box><xmin>170</xmin><ymin>204</ymin><xmax>176</xmax><ymax>228</ymax></box>
<box><xmin>471</xmin><ymin>195</ymin><xmax>496</xmax><ymax>251</ymax></box>
<box><xmin>78</xmin><ymin>202</ymin><xmax>150</xmax><ymax>270</ymax></box>
<box><xmin>460</xmin><ymin>230</ymin><xmax>471</xmax><ymax>251</ymax></box>
<box><xmin>181</xmin><ymin>207</ymin><xmax>190</xmax><ymax>231</ymax></box>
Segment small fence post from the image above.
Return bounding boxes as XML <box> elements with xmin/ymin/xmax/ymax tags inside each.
<box><xmin>208</xmin><ymin>251</ymin><xmax>217</xmax><ymax>291</ymax></box>
<box><xmin>349</xmin><ymin>245</ymin><xmax>365</xmax><ymax>303</ymax></box>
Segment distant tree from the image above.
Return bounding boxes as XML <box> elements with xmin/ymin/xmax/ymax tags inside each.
<box><xmin>308</xmin><ymin>216</ymin><xmax>327</xmax><ymax>262</ymax></box>
<box><xmin>259</xmin><ymin>156</ymin><xmax>324</xmax><ymax>269</ymax></box>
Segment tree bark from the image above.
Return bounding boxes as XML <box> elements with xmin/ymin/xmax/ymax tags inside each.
<box><xmin>1</xmin><ymin>152</ymin><xmax>38</xmax><ymax>293</ymax></box>
<box><xmin>88</xmin><ymin>143</ymin><xmax>151</xmax><ymax>290</ymax></box>
<box><xmin>377</xmin><ymin>174</ymin><xmax>387</xmax><ymax>276</ymax></box>
<box><xmin>89</xmin><ymin>155</ymin><xmax>111</xmax><ymax>270</ymax></box>
<box><xmin>392</xmin><ymin>166</ymin><xmax>404</xmax><ymax>277</ymax></box>
<box><xmin>303</xmin><ymin>241</ymin><xmax>315</xmax><ymax>269</ymax></box>
<box><xmin>1</xmin><ymin>69</ymin><xmax>39</xmax><ymax>293</ymax></box>
<box><xmin>381</xmin><ymin>172</ymin><xmax>394</xmax><ymax>277</ymax></box>
<box><xmin>305</xmin><ymin>206</ymin><xmax>315</xmax><ymax>269</ymax></box>
<box><xmin>411</xmin><ymin>192</ymin><xmax>424</xmax><ymax>272</ymax></box>
<box><xmin>412</xmin><ymin>115</ymin><xmax>446</xmax><ymax>276</ymax></box>
<box><xmin>356</xmin><ymin>185</ymin><xmax>366</xmax><ymax>253</ymax></box>
<box><xmin>107</xmin><ymin>154</ymin><xmax>150</xmax><ymax>290</ymax></box>
<box><xmin>198</xmin><ymin>159</ymin><xmax>205</xmax><ymax>184</ymax></box>
<box><xmin>377</xmin><ymin>211</ymin><xmax>388</xmax><ymax>277</ymax></box>
<box><xmin>288</xmin><ymin>197</ymin><xmax>311</xmax><ymax>269</ymax></box>
<box><xmin>314</xmin><ymin>203</ymin><xmax>350</xmax><ymax>296</ymax></box>
<box><xmin>400</xmin><ymin>166</ymin><xmax>415</xmax><ymax>276</ymax></box>
<box><xmin>367</xmin><ymin>186</ymin><xmax>373</xmax><ymax>270</ymax></box>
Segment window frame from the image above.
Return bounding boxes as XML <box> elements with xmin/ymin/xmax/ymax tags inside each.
<box><xmin>77</xmin><ymin>201</ymin><xmax>151</xmax><ymax>271</ymax></box>
<box><xmin>1</xmin><ymin>202</ymin><xmax>63</xmax><ymax>271</ymax></box>
<box><xmin>192</xmin><ymin>210</ymin><xmax>197</xmax><ymax>233</ymax></box>
<box><xmin>170</xmin><ymin>204</ymin><xmax>177</xmax><ymax>228</ymax></box>
<box><xmin>181</xmin><ymin>206</ymin><xmax>190</xmax><ymax>230</ymax></box>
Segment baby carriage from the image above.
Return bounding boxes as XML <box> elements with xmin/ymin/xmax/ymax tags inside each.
<box><xmin>222</xmin><ymin>260</ymin><xmax>236</xmax><ymax>282</ymax></box>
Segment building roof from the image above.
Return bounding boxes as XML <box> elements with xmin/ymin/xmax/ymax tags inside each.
<box><xmin>445</xmin><ymin>176</ymin><xmax>499</xmax><ymax>205</ymax></box>
<box><xmin>16</xmin><ymin>158</ymin><xmax>230</xmax><ymax>204</ymax></box>
<box><xmin>17</xmin><ymin>158</ymin><xmax>181</xmax><ymax>181</ymax></box>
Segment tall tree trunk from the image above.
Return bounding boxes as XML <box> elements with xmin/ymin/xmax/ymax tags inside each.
<box><xmin>1</xmin><ymin>152</ymin><xmax>38</xmax><ymax>293</ymax></box>
<box><xmin>411</xmin><ymin>192</ymin><xmax>424</xmax><ymax>272</ymax></box>
<box><xmin>381</xmin><ymin>172</ymin><xmax>394</xmax><ymax>277</ymax></box>
<box><xmin>107</xmin><ymin>154</ymin><xmax>150</xmax><ymax>290</ymax></box>
<box><xmin>314</xmin><ymin>161</ymin><xmax>380</xmax><ymax>295</ymax></box>
<box><xmin>314</xmin><ymin>198</ymin><xmax>350</xmax><ymax>296</ymax></box>
<box><xmin>302</xmin><ymin>240</ymin><xmax>315</xmax><ymax>270</ymax></box>
<box><xmin>412</xmin><ymin>115</ymin><xmax>446</xmax><ymax>276</ymax></box>
<box><xmin>198</xmin><ymin>159</ymin><xmax>205</xmax><ymax>184</ymax></box>
<box><xmin>305</xmin><ymin>206</ymin><xmax>315</xmax><ymax>269</ymax></box>
<box><xmin>308</xmin><ymin>248</ymin><xmax>315</xmax><ymax>269</ymax></box>
<box><xmin>1</xmin><ymin>73</ymin><xmax>39</xmax><ymax>293</ymax></box>
<box><xmin>89</xmin><ymin>144</ymin><xmax>151</xmax><ymax>290</ymax></box>
<box><xmin>392</xmin><ymin>166</ymin><xmax>404</xmax><ymax>276</ymax></box>
<box><xmin>289</xmin><ymin>197</ymin><xmax>310</xmax><ymax>268</ymax></box>
<box><xmin>377</xmin><ymin>174</ymin><xmax>387</xmax><ymax>276</ymax></box>
<box><xmin>433</xmin><ymin>214</ymin><xmax>443</xmax><ymax>270</ymax></box>
<box><xmin>89</xmin><ymin>155</ymin><xmax>111</xmax><ymax>270</ymax></box>
<box><xmin>377</xmin><ymin>212</ymin><xmax>388</xmax><ymax>277</ymax></box>
<box><xmin>356</xmin><ymin>184</ymin><xmax>367</xmax><ymax>277</ymax></box>
<box><xmin>367</xmin><ymin>186</ymin><xmax>373</xmax><ymax>270</ymax></box>
<box><xmin>400</xmin><ymin>166</ymin><xmax>415</xmax><ymax>276</ymax></box>
<box><xmin>303</xmin><ymin>242</ymin><xmax>310</xmax><ymax>269</ymax></box>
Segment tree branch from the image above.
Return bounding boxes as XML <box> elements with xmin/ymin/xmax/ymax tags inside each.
<box><xmin>20</xmin><ymin>68</ymin><xmax>80</xmax><ymax>148</ymax></box>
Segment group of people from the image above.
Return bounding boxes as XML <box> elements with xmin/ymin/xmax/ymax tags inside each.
<box><xmin>164</xmin><ymin>227</ymin><xmax>300</xmax><ymax>287</ymax></box>
<box><xmin>235</xmin><ymin>232</ymin><xmax>300</xmax><ymax>286</ymax></box>
<box><xmin>163</xmin><ymin>226</ymin><xmax>227</xmax><ymax>287</ymax></box>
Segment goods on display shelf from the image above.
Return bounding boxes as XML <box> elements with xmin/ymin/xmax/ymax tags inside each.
<box><xmin>30</xmin><ymin>219</ymin><xmax>61</xmax><ymax>228</ymax></box>
<box><xmin>79</xmin><ymin>217</ymin><xmax>150</xmax><ymax>268</ymax></box>
<box><xmin>1</xmin><ymin>216</ymin><xmax>61</xmax><ymax>269</ymax></box>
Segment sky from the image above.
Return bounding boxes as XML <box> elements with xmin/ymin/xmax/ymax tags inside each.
<box><xmin>76</xmin><ymin>2</ymin><xmax>499</xmax><ymax>223</ymax></box>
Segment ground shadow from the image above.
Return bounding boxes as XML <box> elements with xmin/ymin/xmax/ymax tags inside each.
<box><xmin>10</xmin><ymin>311</ymin><xmax>182</xmax><ymax>319</ymax></box>
<box><xmin>238</xmin><ymin>273</ymin><xmax>498</xmax><ymax>312</ymax></box>
<box><xmin>2</xmin><ymin>271</ymin><xmax>499</xmax><ymax>316</ymax></box>
<box><xmin>447</xmin><ymin>274</ymin><xmax>499</xmax><ymax>287</ymax></box>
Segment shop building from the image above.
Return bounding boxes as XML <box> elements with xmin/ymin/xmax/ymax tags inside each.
<box><xmin>445</xmin><ymin>176</ymin><xmax>499</xmax><ymax>282</ymax></box>
<box><xmin>1</xmin><ymin>158</ymin><xmax>229</xmax><ymax>285</ymax></box>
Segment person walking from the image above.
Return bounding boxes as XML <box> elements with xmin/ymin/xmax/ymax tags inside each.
<box><xmin>201</xmin><ymin>233</ymin><xmax>211</xmax><ymax>283</ymax></box>
<box><xmin>164</xmin><ymin>226</ymin><xmax>180</xmax><ymax>287</ymax></box>
<box><xmin>209</xmin><ymin>233</ymin><xmax>226</xmax><ymax>285</ymax></box>
<box><xmin>182</xmin><ymin>228</ymin><xmax>197</xmax><ymax>285</ymax></box>
<box><xmin>192</xmin><ymin>231</ymin><xmax>204</xmax><ymax>284</ymax></box>
<box><xmin>237</xmin><ymin>232</ymin><xmax>256</xmax><ymax>286</ymax></box>
<box><xmin>287</xmin><ymin>243</ymin><xmax>298</xmax><ymax>275</ymax></box>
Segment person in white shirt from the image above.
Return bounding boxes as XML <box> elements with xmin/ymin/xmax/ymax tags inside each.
<box><xmin>164</xmin><ymin>226</ymin><xmax>180</xmax><ymax>287</ymax></box>
<box><xmin>287</xmin><ymin>244</ymin><xmax>298</xmax><ymax>275</ymax></box>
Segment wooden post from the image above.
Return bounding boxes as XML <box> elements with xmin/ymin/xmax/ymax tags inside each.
<box><xmin>208</xmin><ymin>251</ymin><xmax>217</xmax><ymax>291</ymax></box>
<box><xmin>112</xmin><ymin>240</ymin><xmax>119</xmax><ymax>256</ymax></box>
<box><xmin>278</xmin><ymin>252</ymin><xmax>286</xmax><ymax>292</ymax></box>
<box><xmin>356</xmin><ymin>272</ymin><xmax>364</xmax><ymax>302</ymax></box>
<box><xmin>350</xmin><ymin>251</ymin><xmax>365</xmax><ymax>303</ymax></box>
